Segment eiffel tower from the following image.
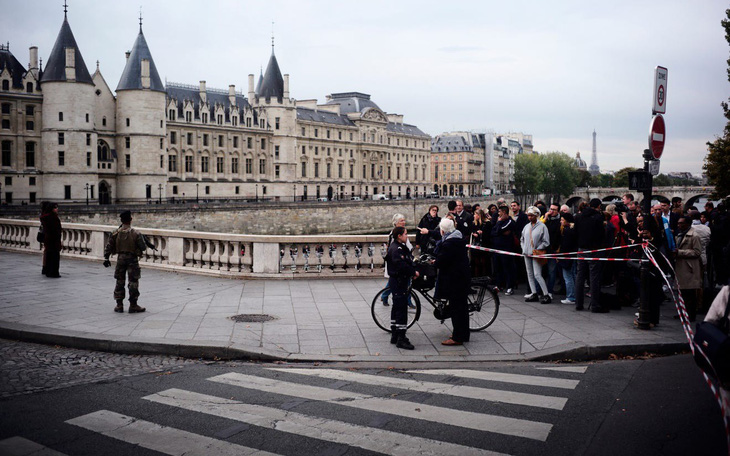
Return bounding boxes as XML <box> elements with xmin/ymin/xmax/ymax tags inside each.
<box><xmin>589</xmin><ymin>129</ymin><xmax>600</xmax><ymax>176</ymax></box>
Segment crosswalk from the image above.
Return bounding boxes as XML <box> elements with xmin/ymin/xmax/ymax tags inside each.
<box><xmin>1</xmin><ymin>365</ymin><xmax>589</xmax><ymax>455</ymax></box>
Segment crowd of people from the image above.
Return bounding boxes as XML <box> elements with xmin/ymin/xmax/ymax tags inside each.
<box><xmin>382</xmin><ymin>194</ymin><xmax>730</xmax><ymax>349</ymax></box>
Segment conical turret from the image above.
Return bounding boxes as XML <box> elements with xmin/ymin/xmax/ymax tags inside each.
<box><xmin>116</xmin><ymin>27</ymin><xmax>164</xmax><ymax>92</ymax></box>
<box><xmin>40</xmin><ymin>15</ymin><xmax>93</xmax><ymax>84</ymax></box>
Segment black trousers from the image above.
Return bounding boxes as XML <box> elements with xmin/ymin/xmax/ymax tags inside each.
<box><xmin>388</xmin><ymin>277</ymin><xmax>409</xmax><ymax>332</ymax></box>
<box><xmin>575</xmin><ymin>253</ymin><xmax>603</xmax><ymax>310</ymax></box>
<box><xmin>450</xmin><ymin>293</ymin><xmax>470</xmax><ymax>342</ymax></box>
<box><xmin>45</xmin><ymin>248</ymin><xmax>60</xmax><ymax>277</ymax></box>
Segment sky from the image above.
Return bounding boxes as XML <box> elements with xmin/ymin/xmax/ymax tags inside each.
<box><xmin>2</xmin><ymin>0</ymin><xmax>728</xmax><ymax>175</ymax></box>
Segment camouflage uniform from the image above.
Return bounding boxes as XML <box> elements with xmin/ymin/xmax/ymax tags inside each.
<box><xmin>104</xmin><ymin>225</ymin><xmax>146</xmax><ymax>307</ymax></box>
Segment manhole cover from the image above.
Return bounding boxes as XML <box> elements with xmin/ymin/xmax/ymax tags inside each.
<box><xmin>229</xmin><ymin>314</ymin><xmax>277</xmax><ymax>323</ymax></box>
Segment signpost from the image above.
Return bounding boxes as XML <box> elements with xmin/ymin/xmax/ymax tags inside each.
<box><xmin>638</xmin><ymin>66</ymin><xmax>668</xmax><ymax>331</ymax></box>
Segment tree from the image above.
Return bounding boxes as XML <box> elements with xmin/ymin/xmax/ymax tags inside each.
<box><xmin>590</xmin><ymin>173</ymin><xmax>614</xmax><ymax>187</ymax></box>
<box><xmin>613</xmin><ymin>167</ymin><xmax>638</xmax><ymax>187</ymax></box>
<box><xmin>540</xmin><ymin>152</ymin><xmax>580</xmax><ymax>203</ymax></box>
<box><xmin>653</xmin><ymin>173</ymin><xmax>671</xmax><ymax>187</ymax></box>
<box><xmin>513</xmin><ymin>153</ymin><xmax>543</xmax><ymax>206</ymax></box>
<box><xmin>577</xmin><ymin>170</ymin><xmax>592</xmax><ymax>187</ymax></box>
<box><xmin>704</xmin><ymin>8</ymin><xmax>730</xmax><ymax>199</ymax></box>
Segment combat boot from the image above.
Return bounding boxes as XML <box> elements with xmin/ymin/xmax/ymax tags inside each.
<box><xmin>114</xmin><ymin>300</ymin><xmax>124</xmax><ymax>313</ymax></box>
<box><xmin>390</xmin><ymin>325</ymin><xmax>398</xmax><ymax>344</ymax></box>
<box><xmin>128</xmin><ymin>301</ymin><xmax>146</xmax><ymax>313</ymax></box>
<box><xmin>395</xmin><ymin>331</ymin><xmax>415</xmax><ymax>350</ymax></box>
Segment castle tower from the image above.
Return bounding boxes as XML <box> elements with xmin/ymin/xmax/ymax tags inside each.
<box><xmin>248</xmin><ymin>38</ymin><xmax>296</xmax><ymax>186</ymax></box>
<box><xmin>39</xmin><ymin>6</ymin><xmax>98</xmax><ymax>202</ymax></box>
<box><xmin>114</xmin><ymin>17</ymin><xmax>166</xmax><ymax>202</ymax></box>
<box><xmin>589</xmin><ymin>129</ymin><xmax>600</xmax><ymax>176</ymax></box>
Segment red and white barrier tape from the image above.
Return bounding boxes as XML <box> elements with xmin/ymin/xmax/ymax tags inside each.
<box><xmin>641</xmin><ymin>244</ymin><xmax>730</xmax><ymax>453</ymax></box>
<box><xmin>466</xmin><ymin>244</ymin><xmax>648</xmax><ymax>262</ymax></box>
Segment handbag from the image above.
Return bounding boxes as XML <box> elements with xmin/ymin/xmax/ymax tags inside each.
<box><xmin>36</xmin><ymin>225</ymin><xmax>44</xmax><ymax>243</ymax></box>
<box><xmin>530</xmin><ymin>224</ymin><xmax>548</xmax><ymax>265</ymax></box>
<box><xmin>693</xmin><ymin>293</ymin><xmax>730</xmax><ymax>382</ymax></box>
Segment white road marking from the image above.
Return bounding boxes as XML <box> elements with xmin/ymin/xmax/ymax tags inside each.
<box><xmin>145</xmin><ymin>388</ymin><xmax>510</xmax><ymax>456</ymax></box>
<box><xmin>209</xmin><ymin>372</ymin><xmax>553</xmax><ymax>441</ymax></box>
<box><xmin>406</xmin><ymin>369</ymin><xmax>580</xmax><ymax>390</ymax></box>
<box><xmin>269</xmin><ymin>368</ymin><xmax>567</xmax><ymax>410</ymax></box>
<box><xmin>66</xmin><ymin>410</ymin><xmax>281</xmax><ymax>456</ymax></box>
<box><xmin>537</xmin><ymin>366</ymin><xmax>589</xmax><ymax>374</ymax></box>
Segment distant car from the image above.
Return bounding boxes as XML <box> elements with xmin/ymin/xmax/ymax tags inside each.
<box><xmin>350</xmin><ymin>196</ymin><xmax>362</xmax><ymax>201</ymax></box>
<box><xmin>426</xmin><ymin>192</ymin><xmax>440</xmax><ymax>199</ymax></box>
<box><xmin>317</xmin><ymin>197</ymin><xmax>328</xmax><ymax>202</ymax></box>
<box><xmin>372</xmin><ymin>194</ymin><xmax>389</xmax><ymax>200</ymax></box>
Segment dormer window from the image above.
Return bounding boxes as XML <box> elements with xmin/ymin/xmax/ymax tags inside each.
<box><xmin>185</xmin><ymin>111</ymin><xmax>191</xmax><ymax>122</ymax></box>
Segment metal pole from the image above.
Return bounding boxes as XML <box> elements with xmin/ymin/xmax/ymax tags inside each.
<box><xmin>85</xmin><ymin>183</ymin><xmax>89</xmax><ymax>206</ymax></box>
<box><xmin>196</xmin><ymin>184</ymin><xmax>199</xmax><ymax>203</ymax></box>
<box><xmin>637</xmin><ymin>148</ymin><xmax>653</xmax><ymax>330</ymax></box>
<box><xmin>158</xmin><ymin>184</ymin><xmax>162</xmax><ymax>204</ymax></box>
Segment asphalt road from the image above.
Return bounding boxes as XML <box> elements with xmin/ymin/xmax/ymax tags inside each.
<box><xmin>0</xmin><ymin>339</ymin><xmax>726</xmax><ymax>456</ymax></box>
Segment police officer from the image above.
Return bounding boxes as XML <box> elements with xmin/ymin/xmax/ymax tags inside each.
<box><xmin>104</xmin><ymin>211</ymin><xmax>147</xmax><ymax>313</ymax></box>
<box><xmin>385</xmin><ymin>226</ymin><xmax>419</xmax><ymax>350</ymax></box>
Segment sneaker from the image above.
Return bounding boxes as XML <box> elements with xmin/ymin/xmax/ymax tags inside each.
<box><xmin>525</xmin><ymin>294</ymin><xmax>540</xmax><ymax>302</ymax></box>
<box><xmin>524</xmin><ymin>292</ymin><xmax>534</xmax><ymax>298</ymax></box>
<box><xmin>504</xmin><ymin>288</ymin><xmax>514</xmax><ymax>296</ymax></box>
<box><xmin>561</xmin><ymin>299</ymin><xmax>575</xmax><ymax>305</ymax></box>
<box><xmin>540</xmin><ymin>295</ymin><xmax>553</xmax><ymax>304</ymax></box>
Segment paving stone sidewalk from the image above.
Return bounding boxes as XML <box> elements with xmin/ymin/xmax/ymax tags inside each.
<box><xmin>0</xmin><ymin>251</ymin><xmax>690</xmax><ymax>362</ymax></box>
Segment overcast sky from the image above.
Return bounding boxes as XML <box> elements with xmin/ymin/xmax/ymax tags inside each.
<box><xmin>3</xmin><ymin>0</ymin><xmax>728</xmax><ymax>175</ymax></box>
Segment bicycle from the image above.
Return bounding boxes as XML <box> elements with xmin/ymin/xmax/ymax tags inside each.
<box><xmin>371</xmin><ymin>275</ymin><xmax>500</xmax><ymax>333</ymax></box>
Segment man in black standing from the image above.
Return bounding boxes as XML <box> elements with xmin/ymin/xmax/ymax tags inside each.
<box><xmin>574</xmin><ymin>199</ymin><xmax>608</xmax><ymax>312</ymax></box>
<box><xmin>454</xmin><ymin>199</ymin><xmax>474</xmax><ymax>240</ymax></box>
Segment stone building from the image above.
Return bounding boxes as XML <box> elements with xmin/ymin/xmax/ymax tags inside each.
<box><xmin>0</xmin><ymin>9</ymin><xmax>430</xmax><ymax>205</ymax></box>
<box><xmin>430</xmin><ymin>132</ymin><xmax>485</xmax><ymax>196</ymax></box>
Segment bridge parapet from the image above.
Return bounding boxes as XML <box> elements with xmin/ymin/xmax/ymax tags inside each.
<box><xmin>0</xmin><ymin>219</ymin><xmax>390</xmax><ymax>278</ymax></box>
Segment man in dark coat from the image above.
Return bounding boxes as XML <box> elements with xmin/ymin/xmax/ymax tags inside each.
<box><xmin>454</xmin><ymin>200</ymin><xmax>474</xmax><ymax>240</ymax></box>
<box><xmin>416</xmin><ymin>205</ymin><xmax>441</xmax><ymax>254</ymax></box>
<box><xmin>574</xmin><ymin>198</ymin><xmax>607</xmax><ymax>312</ymax></box>
<box><xmin>434</xmin><ymin>218</ymin><xmax>471</xmax><ymax>345</ymax></box>
<box><xmin>491</xmin><ymin>205</ymin><xmax>517</xmax><ymax>294</ymax></box>
<box><xmin>40</xmin><ymin>202</ymin><xmax>62</xmax><ymax>278</ymax></box>
<box><xmin>385</xmin><ymin>226</ymin><xmax>419</xmax><ymax>350</ymax></box>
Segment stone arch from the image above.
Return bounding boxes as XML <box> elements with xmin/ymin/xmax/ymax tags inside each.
<box><xmin>685</xmin><ymin>193</ymin><xmax>712</xmax><ymax>210</ymax></box>
<box><xmin>602</xmin><ymin>195</ymin><xmax>620</xmax><ymax>203</ymax></box>
<box><xmin>98</xmin><ymin>180</ymin><xmax>111</xmax><ymax>205</ymax></box>
<box><xmin>566</xmin><ymin>196</ymin><xmax>583</xmax><ymax>209</ymax></box>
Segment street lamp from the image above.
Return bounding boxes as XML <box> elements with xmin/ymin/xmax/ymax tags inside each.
<box><xmin>196</xmin><ymin>183</ymin><xmax>199</xmax><ymax>203</ymax></box>
<box><xmin>158</xmin><ymin>183</ymin><xmax>163</xmax><ymax>204</ymax></box>
<box><xmin>84</xmin><ymin>183</ymin><xmax>90</xmax><ymax>206</ymax></box>
<box><xmin>294</xmin><ymin>184</ymin><xmax>296</xmax><ymax>203</ymax></box>
<box><xmin>255</xmin><ymin>184</ymin><xmax>258</xmax><ymax>202</ymax></box>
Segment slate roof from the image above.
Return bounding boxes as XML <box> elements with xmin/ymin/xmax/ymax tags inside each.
<box><xmin>431</xmin><ymin>135</ymin><xmax>472</xmax><ymax>152</ymax></box>
<box><xmin>324</xmin><ymin>92</ymin><xmax>381</xmax><ymax>114</ymax></box>
<box><xmin>255</xmin><ymin>69</ymin><xmax>263</xmax><ymax>95</ymax></box>
<box><xmin>116</xmin><ymin>29</ymin><xmax>164</xmax><ymax>92</ymax></box>
<box><xmin>258</xmin><ymin>51</ymin><xmax>283</xmax><ymax>99</ymax></box>
<box><xmin>165</xmin><ymin>83</ymin><xmax>252</xmax><ymax>123</ymax></box>
<box><xmin>41</xmin><ymin>17</ymin><xmax>93</xmax><ymax>84</ymax></box>
<box><xmin>0</xmin><ymin>46</ymin><xmax>27</xmax><ymax>89</ymax></box>
<box><xmin>387</xmin><ymin>122</ymin><xmax>429</xmax><ymax>137</ymax></box>
<box><xmin>296</xmin><ymin>107</ymin><xmax>355</xmax><ymax>126</ymax></box>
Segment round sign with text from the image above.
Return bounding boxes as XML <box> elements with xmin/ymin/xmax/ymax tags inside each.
<box><xmin>648</xmin><ymin>114</ymin><xmax>666</xmax><ymax>159</ymax></box>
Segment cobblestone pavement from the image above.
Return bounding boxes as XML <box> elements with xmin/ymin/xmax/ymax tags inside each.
<box><xmin>0</xmin><ymin>338</ymin><xmax>197</xmax><ymax>398</ymax></box>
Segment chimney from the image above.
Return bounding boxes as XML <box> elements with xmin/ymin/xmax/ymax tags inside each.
<box><xmin>64</xmin><ymin>47</ymin><xmax>75</xmax><ymax>81</ymax></box>
<box><xmin>229</xmin><ymin>85</ymin><xmax>236</xmax><ymax>106</ymax></box>
<box><xmin>283</xmin><ymin>74</ymin><xmax>289</xmax><ymax>99</ymax></box>
<box><xmin>141</xmin><ymin>59</ymin><xmax>150</xmax><ymax>89</ymax></box>
<box><xmin>29</xmin><ymin>46</ymin><xmax>38</xmax><ymax>78</ymax></box>
<box><xmin>199</xmin><ymin>80</ymin><xmax>206</xmax><ymax>103</ymax></box>
<box><xmin>247</xmin><ymin>74</ymin><xmax>255</xmax><ymax>101</ymax></box>
<box><xmin>125</xmin><ymin>51</ymin><xmax>131</xmax><ymax>60</ymax></box>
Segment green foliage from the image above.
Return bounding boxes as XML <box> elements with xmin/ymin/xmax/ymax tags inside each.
<box><xmin>612</xmin><ymin>167</ymin><xmax>638</xmax><ymax>187</ymax></box>
<box><xmin>540</xmin><ymin>152</ymin><xmax>580</xmax><ymax>203</ymax></box>
<box><xmin>704</xmin><ymin>8</ymin><xmax>730</xmax><ymax>199</ymax></box>
<box><xmin>577</xmin><ymin>170</ymin><xmax>592</xmax><ymax>187</ymax></box>
<box><xmin>590</xmin><ymin>173</ymin><xmax>614</xmax><ymax>187</ymax></box>
<box><xmin>653</xmin><ymin>173</ymin><xmax>671</xmax><ymax>187</ymax></box>
<box><xmin>514</xmin><ymin>152</ymin><xmax>580</xmax><ymax>204</ymax></box>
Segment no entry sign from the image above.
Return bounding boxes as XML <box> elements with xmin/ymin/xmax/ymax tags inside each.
<box><xmin>648</xmin><ymin>114</ymin><xmax>666</xmax><ymax>159</ymax></box>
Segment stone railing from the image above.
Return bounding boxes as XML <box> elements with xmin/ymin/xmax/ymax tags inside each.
<box><xmin>0</xmin><ymin>218</ymin><xmax>390</xmax><ymax>279</ymax></box>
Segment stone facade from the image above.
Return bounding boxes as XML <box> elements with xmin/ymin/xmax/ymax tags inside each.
<box><xmin>430</xmin><ymin>132</ymin><xmax>486</xmax><ymax>196</ymax></box>
<box><xmin>0</xmin><ymin>10</ymin><xmax>431</xmax><ymax>205</ymax></box>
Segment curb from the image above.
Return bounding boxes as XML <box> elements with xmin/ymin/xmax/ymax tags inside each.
<box><xmin>0</xmin><ymin>321</ymin><xmax>690</xmax><ymax>364</ymax></box>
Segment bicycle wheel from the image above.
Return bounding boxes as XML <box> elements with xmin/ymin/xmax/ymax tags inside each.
<box><xmin>467</xmin><ymin>283</ymin><xmax>499</xmax><ymax>331</ymax></box>
<box><xmin>371</xmin><ymin>286</ymin><xmax>421</xmax><ymax>332</ymax></box>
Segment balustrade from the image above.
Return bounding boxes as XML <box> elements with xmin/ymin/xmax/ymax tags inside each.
<box><xmin>0</xmin><ymin>218</ymin><xmax>388</xmax><ymax>278</ymax></box>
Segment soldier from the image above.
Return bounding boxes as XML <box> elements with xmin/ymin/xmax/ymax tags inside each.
<box><xmin>104</xmin><ymin>211</ymin><xmax>147</xmax><ymax>313</ymax></box>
